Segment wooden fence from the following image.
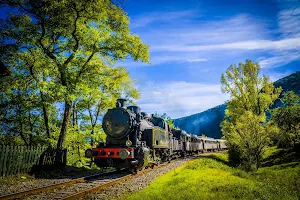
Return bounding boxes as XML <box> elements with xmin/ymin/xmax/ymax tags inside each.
<box><xmin>0</xmin><ymin>146</ymin><xmax>67</xmax><ymax>177</ymax></box>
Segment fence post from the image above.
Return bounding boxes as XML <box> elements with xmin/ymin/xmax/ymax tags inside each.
<box><xmin>0</xmin><ymin>146</ymin><xmax>4</xmax><ymax>176</ymax></box>
<box><xmin>3</xmin><ymin>146</ymin><xmax>9</xmax><ymax>176</ymax></box>
<box><xmin>18</xmin><ymin>146</ymin><xmax>24</xmax><ymax>174</ymax></box>
<box><xmin>8</xmin><ymin>145</ymin><xmax>14</xmax><ymax>175</ymax></box>
<box><xmin>25</xmin><ymin>146</ymin><xmax>31</xmax><ymax>172</ymax></box>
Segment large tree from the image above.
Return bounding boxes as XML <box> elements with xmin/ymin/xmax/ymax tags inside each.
<box><xmin>221</xmin><ymin>60</ymin><xmax>281</xmax><ymax>171</ymax></box>
<box><xmin>0</xmin><ymin>0</ymin><xmax>149</xmax><ymax>162</ymax></box>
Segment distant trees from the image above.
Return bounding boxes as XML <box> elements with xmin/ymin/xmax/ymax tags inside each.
<box><xmin>271</xmin><ymin>91</ymin><xmax>300</xmax><ymax>149</ymax></box>
<box><xmin>0</xmin><ymin>0</ymin><xmax>149</xmax><ymax>164</ymax></box>
<box><xmin>154</xmin><ymin>112</ymin><xmax>178</xmax><ymax>130</ymax></box>
<box><xmin>221</xmin><ymin>60</ymin><xmax>282</xmax><ymax>171</ymax></box>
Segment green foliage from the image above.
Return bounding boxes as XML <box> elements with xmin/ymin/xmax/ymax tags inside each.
<box><xmin>281</xmin><ymin>91</ymin><xmax>300</xmax><ymax>106</ymax></box>
<box><xmin>47</xmin><ymin>126</ymin><xmax>106</xmax><ymax>167</ymax></box>
<box><xmin>0</xmin><ymin>0</ymin><xmax>149</xmax><ymax>165</ymax></box>
<box><xmin>153</xmin><ymin>112</ymin><xmax>178</xmax><ymax>130</ymax></box>
<box><xmin>221</xmin><ymin>60</ymin><xmax>281</xmax><ymax>171</ymax></box>
<box><xmin>124</xmin><ymin>150</ymin><xmax>300</xmax><ymax>200</ymax></box>
<box><xmin>271</xmin><ymin>91</ymin><xmax>300</xmax><ymax>149</ymax></box>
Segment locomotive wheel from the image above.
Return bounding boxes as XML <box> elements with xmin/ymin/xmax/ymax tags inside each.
<box><xmin>130</xmin><ymin>168</ymin><xmax>138</xmax><ymax>174</ymax></box>
<box><xmin>115</xmin><ymin>167</ymin><xmax>122</xmax><ymax>172</ymax></box>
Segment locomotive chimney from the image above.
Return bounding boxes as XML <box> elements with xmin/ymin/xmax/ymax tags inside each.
<box><xmin>116</xmin><ymin>98</ymin><xmax>127</xmax><ymax>108</ymax></box>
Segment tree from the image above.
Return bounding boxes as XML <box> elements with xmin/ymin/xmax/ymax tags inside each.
<box><xmin>154</xmin><ymin>112</ymin><xmax>178</xmax><ymax>130</ymax></box>
<box><xmin>271</xmin><ymin>91</ymin><xmax>300</xmax><ymax>149</ymax></box>
<box><xmin>221</xmin><ymin>60</ymin><xmax>281</xmax><ymax>171</ymax></box>
<box><xmin>76</xmin><ymin>66</ymin><xmax>140</xmax><ymax>146</ymax></box>
<box><xmin>0</xmin><ymin>0</ymin><xmax>149</xmax><ymax>163</ymax></box>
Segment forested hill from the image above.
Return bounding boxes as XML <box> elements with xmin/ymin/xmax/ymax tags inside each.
<box><xmin>173</xmin><ymin>71</ymin><xmax>300</xmax><ymax>139</ymax></box>
<box><xmin>274</xmin><ymin>71</ymin><xmax>300</xmax><ymax>94</ymax></box>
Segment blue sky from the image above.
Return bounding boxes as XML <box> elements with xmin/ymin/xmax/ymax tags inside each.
<box><xmin>1</xmin><ymin>0</ymin><xmax>299</xmax><ymax>119</ymax></box>
<box><xmin>120</xmin><ymin>0</ymin><xmax>300</xmax><ymax>118</ymax></box>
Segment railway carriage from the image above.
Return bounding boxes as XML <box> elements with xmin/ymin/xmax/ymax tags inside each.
<box><xmin>191</xmin><ymin>135</ymin><xmax>203</xmax><ymax>153</ymax></box>
<box><xmin>217</xmin><ymin>139</ymin><xmax>227</xmax><ymax>150</ymax></box>
<box><xmin>202</xmin><ymin>138</ymin><xmax>218</xmax><ymax>151</ymax></box>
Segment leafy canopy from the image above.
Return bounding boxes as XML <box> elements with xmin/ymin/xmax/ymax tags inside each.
<box><xmin>221</xmin><ymin>60</ymin><xmax>281</xmax><ymax>171</ymax></box>
<box><xmin>0</xmin><ymin>0</ymin><xmax>149</xmax><ymax>163</ymax></box>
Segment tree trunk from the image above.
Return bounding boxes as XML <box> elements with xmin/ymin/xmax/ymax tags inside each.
<box><xmin>55</xmin><ymin>100</ymin><xmax>72</xmax><ymax>164</ymax></box>
<box><xmin>42</xmin><ymin>104</ymin><xmax>51</xmax><ymax>138</ymax></box>
<box><xmin>90</xmin><ymin>128</ymin><xmax>94</xmax><ymax>146</ymax></box>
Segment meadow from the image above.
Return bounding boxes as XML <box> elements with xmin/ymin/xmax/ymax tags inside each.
<box><xmin>124</xmin><ymin>148</ymin><xmax>300</xmax><ymax>200</ymax></box>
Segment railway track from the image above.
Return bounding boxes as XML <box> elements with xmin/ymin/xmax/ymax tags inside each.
<box><xmin>0</xmin><ymin>153</ymin><xmax>217</xmax><ymax>200</ymax></box>
<box><xmin>0</xmin><ymin>161</ymin><xmax>169</xmax><ymax>200</ymax></box>
<box><xmin>0</xmin><ymin>170</ymin><xmax>119</xmax><ymax>200</ymax></box>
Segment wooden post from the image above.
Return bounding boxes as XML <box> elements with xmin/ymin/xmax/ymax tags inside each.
<box><xmin>18</xmin><ymin>146</ymin><xmax>24</xmax><ymax>174</ymax></box>
<box><xmin>3</xmin><ymin>146</ymin><xmax>9</xmax><ymax>176</ymax></box>
<box><xmin>12</xmin><ymin>146</ymin><xmax>17</xmax><ymax>174</ymax></box>
<box><xmin>0</xmin><ymin>146</ymin><xmax>5</xmax><ymax>176</ymax></box>
<box><xmin>8</xmin><ymin>146</ymin><xmax>14</xmax><ymax>175</ymax></box>
<box><xmin>25</xmin><ymin>146</ymin><xmax>31</xmax><ymax>172</ymax></box>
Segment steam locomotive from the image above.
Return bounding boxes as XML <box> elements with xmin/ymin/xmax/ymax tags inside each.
<box><xmin>85</xmin><ymin>99</ymin><xmax>227</xmax><ymax>171</ymax></box>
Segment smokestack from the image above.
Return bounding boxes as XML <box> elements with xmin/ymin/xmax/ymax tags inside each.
<box><xmin>116</xmin><ymin>98</ymin><xmax>127</xmax><ymax>108</ymax></box>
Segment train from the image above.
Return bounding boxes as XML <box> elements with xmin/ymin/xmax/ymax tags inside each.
<box><xmin>85</xmin><ymin>99</ymin><xmax>227</xmax><ymax>171</ymax></box>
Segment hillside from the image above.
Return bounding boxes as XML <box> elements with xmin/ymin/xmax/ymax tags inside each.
<box><xmin>174</xmin><ymin>71</ymin><xmax>300</xmax><ymax>138</ymax></box>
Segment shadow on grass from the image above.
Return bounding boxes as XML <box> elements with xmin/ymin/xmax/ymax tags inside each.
<box><xmin>261</xmin><ymin>149</ymin><xmax>300</xmax><ymax>168</ymax></box>
<box><xmin>202</xmin><ymin>154</ymin><xmax>229</xmax><ymax>166</ymax></box>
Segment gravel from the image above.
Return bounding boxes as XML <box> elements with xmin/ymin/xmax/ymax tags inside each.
<box><xmin>0</xmin><ymin>158</ymin><xmax>193</xmax><ymax>199</ymax></box>
<box><xmin>84</xmin><ymin>158</ymin><xmax>192</xmax><ymax>200</ymax></box>
<box><xmin>0</xmin><ymin>177</ymin><xmax>71</xmax><ymax>196</ymax></box>
<box><xmin>0</xmin><ymin>167</ymin><xmax>113</xmax><ymax>196</ymax></box>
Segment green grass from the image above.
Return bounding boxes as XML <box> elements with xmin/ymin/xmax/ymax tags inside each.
<box><xmin>124</xmin><ymin>148</ymin><xmax>300</xmax><ymax>200</ymax></box>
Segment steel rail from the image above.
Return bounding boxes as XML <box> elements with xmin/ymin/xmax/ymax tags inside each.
<box><xmin>0</xmin><ymin>170</ymin><xmax>116</xmax><ymax>200</ymax></box>
<box><xmin>61</xmin><ymin>162</ymin><xmax>168</xmax><ymax>200</ymax></box>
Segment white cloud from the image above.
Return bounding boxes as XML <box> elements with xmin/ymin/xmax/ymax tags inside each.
<box><xmin>268</xmin><ymin>71</ymin><xmax>294</xmax><ymax>82</ymax></box>
<box><xmin>139</xmin><ymin>14</ymin><xmax>270</xmax><ymax>48</ymax></box>
<box><xmin>257</xmin><ymin>0</ymin><xmax>300</xmax><ymax>69</ymax></box>
<box><xmin>150</xmin><ymin>55</ymin><xmax>208</xmax><ymax>64</ymax></box>
<box><xmin>185</xmin><ymin>58</ymin><xmax>208</xmax><ymax>62</ymax></box>
<box><xmin>152</xmin><ymin>37</ymin><xmax>300</xmax><ymax>52</ymax></box>
<box><xmin>136</xmin><ymin>81</ymin><xmax>229</xmax><ymax>118</ymax></box>
<box><xmin>259</xmin><ymin>51</ymin><xmax>300</xmax><ymax>68</ymax></box>
<box><xmin>130</xmin><ymin>10</ymin><xmax>196</xmax><ymax>28</ymax></box>
<box><xmin>119</xmin><ymin>54</ymin><xmax>208</xmax><ymax>68</ymax></box>
<box><xmin>277</xmin><ymin>2</ymin><xmax>300</xmax><ymax>38</ymax></box>
<box><xmin>125</xmin><ymin>11</ymin><xmax>300</xmax><ymax>69</ymax></box>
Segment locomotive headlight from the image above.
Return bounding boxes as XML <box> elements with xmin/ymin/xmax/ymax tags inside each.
<box><xmin>126</xmin><ymin>140</ymin><xmax>132</xmax><ymax>147</ymax></box>
<box><xmin>85</xmin><ymin>149</ymin><xmax>93</xmax><ymax>158</ymax></box>
<box><xmin>119</xmin><ymin>149</ymin><xmax>130</xmax><ymax>160</ymax></box>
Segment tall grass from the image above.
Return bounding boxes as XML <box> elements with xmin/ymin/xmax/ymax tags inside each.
<box><xmin>125</xmin><ymin>149</ymin><xmax>300</xmax><ymax>200</ymax></box>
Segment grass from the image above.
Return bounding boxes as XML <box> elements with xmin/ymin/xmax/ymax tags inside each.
<box><xmin>124</xmin><ymin>148</ymin><xmax>300</xmax><ymax>200</ymax></box>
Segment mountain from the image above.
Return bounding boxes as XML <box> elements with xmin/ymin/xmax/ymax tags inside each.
<box><xmin>173</xmin><ymin>71</ymin><xmax>300</xmax><ymax>139</ymax></box>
